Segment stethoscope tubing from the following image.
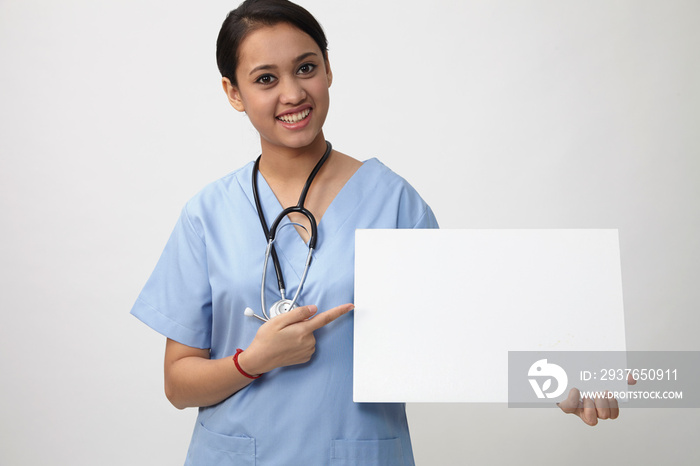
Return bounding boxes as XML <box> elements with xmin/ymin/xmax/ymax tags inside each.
<box><xmin>268</xmin><ymin>206</ymin><xmax>318</xmax><ymax>248</ymax></box>
<box><xmin>260</xmin><ymin>224</ymin><xmax>314</xmax><ymax>321</ymax></box>
<box><xmin>251</xmin><ymin>141</ymin><xmax>332</xmax><ymax>321</ymax></box>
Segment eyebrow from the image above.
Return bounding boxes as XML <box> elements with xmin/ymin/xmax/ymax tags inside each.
<box><xmin>248</xmin><ymin>52</ymin><xmax>320</xmax><ymax>76</ymax></box>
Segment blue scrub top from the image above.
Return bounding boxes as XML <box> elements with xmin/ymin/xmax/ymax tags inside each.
<box><xmin>132</xmin><ymin>158</ymin><xmax>438</xmax><ymax>465</ymax></box>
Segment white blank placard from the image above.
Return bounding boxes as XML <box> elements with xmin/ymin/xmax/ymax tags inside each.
<box><xmin>353</xmin><ymin>229</ymin><xmax>626</xmax><ymax>402</ymax></box>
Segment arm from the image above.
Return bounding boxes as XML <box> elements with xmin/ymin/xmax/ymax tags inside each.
<box><xmin>163</xmin><ymin>303</ymin><xmax>353</xmax><ymax>409</ymax></box>
<box><xmin>164</xmin><ymin>339</ymin><xmax>254</xmax><ymax>410</ymax></box>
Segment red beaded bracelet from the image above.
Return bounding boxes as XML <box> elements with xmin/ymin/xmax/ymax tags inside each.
<box><xmin>233</xmin><ymin>348</ymin><xmax>261</xmax><ymax>379</ymax></box>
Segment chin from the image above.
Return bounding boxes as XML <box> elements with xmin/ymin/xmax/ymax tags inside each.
<box><xmin>265</xmin><ymin>131</ymin><xmax>324</xmax><ymax>151</ymax></box>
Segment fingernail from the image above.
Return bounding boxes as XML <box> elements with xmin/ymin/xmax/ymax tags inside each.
<box><xmin>307</xmin><ymin>305</ymin><xmax>317</xmax><ymax>315</ymax></box>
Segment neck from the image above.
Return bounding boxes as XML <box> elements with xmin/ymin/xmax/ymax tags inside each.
<box><xmin>258</xmin><ymin>134</ymin><xmax>328</xmax><ymax>182</ymax></box>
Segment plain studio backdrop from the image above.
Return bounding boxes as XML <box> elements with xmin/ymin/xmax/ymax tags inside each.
<box><xmin>1</xmin><ymin>0</ymin><xmax>698</xmax><ymax>464</ymax></box>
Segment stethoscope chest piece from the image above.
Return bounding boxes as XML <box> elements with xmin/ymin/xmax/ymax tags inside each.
<box><xmin>269</xmin><ymin>299</ymin><xmax>297</xmax><ymax>318</ymax></box>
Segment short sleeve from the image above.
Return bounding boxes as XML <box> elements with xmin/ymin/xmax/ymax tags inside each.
<box><xmin>130</xmin><ymin>204</ymin><xmax>213</xmax><ymax>349</ymax></box>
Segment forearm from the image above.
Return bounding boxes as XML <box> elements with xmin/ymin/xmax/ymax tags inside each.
<box><xmin>164</xmin><ymin>344</ymin><xmax>260</xmax><ymax>409</ymax></box>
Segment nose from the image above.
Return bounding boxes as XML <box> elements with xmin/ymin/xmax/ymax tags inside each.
<box><xmin>279</xmin><ymin>77</ymin><xmax>306</xmax><ymax>105</ymax></box>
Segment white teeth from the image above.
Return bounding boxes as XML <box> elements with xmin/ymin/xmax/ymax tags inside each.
<box><xmin>277</xmin><ymin>108</ymin><xmax>310</xmax><ymax>123</ymax></box>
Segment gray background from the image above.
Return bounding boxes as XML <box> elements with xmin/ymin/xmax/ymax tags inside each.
<box><xmin>1</xmin><ymin>0</ymin><xmax>698</xmax><ymax>464</ymax></box>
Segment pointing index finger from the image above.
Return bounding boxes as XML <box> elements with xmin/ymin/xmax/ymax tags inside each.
<box><xmin>304</xmin><ymin>304</ymin><xmax>354</xmax><ymax>331</ymax></box>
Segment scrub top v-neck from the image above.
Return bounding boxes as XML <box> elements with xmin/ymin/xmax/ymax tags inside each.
<box><xmin>131</xmin><ymin>157</ymin><xmax>438</xmax><ymax>466</ymax></box>
<box><xmin>250</xmin><ymin>158</ymin><xmax>365</xmax><ymax>263</ymax></box>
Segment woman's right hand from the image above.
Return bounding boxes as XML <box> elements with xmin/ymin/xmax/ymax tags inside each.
<box><xmin>164</xmin><ymin>303</ymin><xmax>352</xmax><ymax>409</ymax></box>
<box><xmin>238</xmin><ymin>303</ymin><xmax>354</xmax><ymax>376</ymax></box>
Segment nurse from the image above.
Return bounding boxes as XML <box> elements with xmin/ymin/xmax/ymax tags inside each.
<box><xmin>132</xmin><ymin>0</ymin><xmax>620</xmax><ymax>464</ymax></box>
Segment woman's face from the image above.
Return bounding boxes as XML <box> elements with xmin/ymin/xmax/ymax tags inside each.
<box><xmin>224</xmin><ymin>23</ymin><xmax>332</xmax><ymax>152</ymax></box>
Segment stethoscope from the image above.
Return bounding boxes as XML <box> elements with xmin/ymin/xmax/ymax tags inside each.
<box><xmin>243</xmin><ymin>141</ymin><xmax>332</xmax><ymax>323</ymax></box>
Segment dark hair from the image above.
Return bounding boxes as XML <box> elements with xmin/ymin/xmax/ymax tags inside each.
<box><xmin>216</xmin><ymin>0</ymin><xmax>329</xmax><ymax>85</ymax></box>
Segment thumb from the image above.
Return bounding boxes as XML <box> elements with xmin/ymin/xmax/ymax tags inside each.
<box><xmin>274</xmin><ymin>304</ymin><xmax>317</xmax><ymax>327</ymax></box>
<box><xmin>557</xmin><ymin>387</ymin><xmax>583</xmax><ymax>415</ymax></box>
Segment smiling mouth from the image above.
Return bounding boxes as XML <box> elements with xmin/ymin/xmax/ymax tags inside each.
<box><xmin>277</xmin><ymin>108</ymin><xmax>311</xmax><ymax>124</ymax></box>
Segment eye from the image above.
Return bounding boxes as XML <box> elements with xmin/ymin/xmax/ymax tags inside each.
<box><xmin>255</xmin><ymin>74</ymin><xmax>277</xmax><ymax>85</ymax></box>
<box><xmin>297</xmin><ymin>63</ymin><xmax>316</xmax><ymax>75</ymax></box>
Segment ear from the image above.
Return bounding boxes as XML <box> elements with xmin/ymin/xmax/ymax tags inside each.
<box><xmin>222</xmin><ymin>77</ymin><xmax>246</xmax><ymax>112</ymax></box>
<box><xmin>324</xmin><ymin>53</ymin><xmax>333</xmax><ymax>88</ymax></box>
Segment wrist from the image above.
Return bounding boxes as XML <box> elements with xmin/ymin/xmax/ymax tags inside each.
<box><xmin>234</xmin><ymin>349</ymin><xmax>261</xmax><ymax>379</ymax></box>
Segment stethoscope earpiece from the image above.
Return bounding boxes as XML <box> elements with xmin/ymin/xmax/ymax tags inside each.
<box><xmin>244</xmin><ymin>307</ymin><xmax>267</xmax><ymax>323</ymax></box>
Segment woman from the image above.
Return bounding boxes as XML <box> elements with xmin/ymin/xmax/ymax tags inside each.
<box><xmin>132</xmin><ymin>0</ymin><xmax>437</xmax><ymax>463</ymax></box>
<box><xmin>132</xmin><ymin>0</ymin><xmax>617</xmax><ymax>464</ymax></box>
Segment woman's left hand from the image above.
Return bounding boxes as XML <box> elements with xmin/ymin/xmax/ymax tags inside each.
<box><xmin>557</xmin><ymin>388</ymin><xmax>619</xmax><ymax>426</ymax></box>
<box><xmin>558</xmin><ymin>374</ymin><xmax>636</xmax><ymax>425</ymax></box>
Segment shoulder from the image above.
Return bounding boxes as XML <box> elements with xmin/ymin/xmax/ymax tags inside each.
<box><xmin>179</xmin><ymin>161</ymin><xmax>256</xmax><ymax>237</ymax></box>
<box><xmin>361</xmin><ymin>158</ymin><xmax>425</xmax><ymax>201</ymax></box>
<box><xmin>188</xmin><ymin>161</ymin><xmax>254</xmax><ymax>208</ymax></box>
<box><xmin>358</xmin><ymin>158</ymin><xmax>439</xmax><ymax>229</ymax></box>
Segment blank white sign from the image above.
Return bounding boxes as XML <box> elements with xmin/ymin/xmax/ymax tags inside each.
<box><xmin>353</xmin><ymin>229</ymin><xmax>626</xmax><ymax>402</ymax></box>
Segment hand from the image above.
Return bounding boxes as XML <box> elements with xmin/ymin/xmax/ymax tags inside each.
<box><xmin>558</xmin><ymin>374</ymin><xmax>636</xmax><ymax>425</ymax></box>
<box><xmin>557</xmin><ymin>388</ymin><xmax>619</xmax><ymax>426</ymax></box>
<box><xmin>239</xmin><ymin>303</ymin><xmax>353</xmax><ymax>375</ymax></box>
